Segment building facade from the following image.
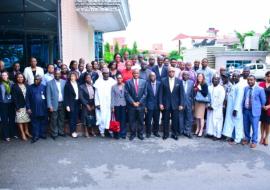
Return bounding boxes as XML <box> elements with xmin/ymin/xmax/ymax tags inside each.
<box><xmin>0</xmin><ymin>0</ymin><xmax>131</xmax><ymax>69</ymax></box>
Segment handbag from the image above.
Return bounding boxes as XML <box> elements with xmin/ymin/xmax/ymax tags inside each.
<box><xmin>195</xmin><ymin>91</ymin><xmax>210</xmax><ymax>103</ymax></box>
<box><xmin>109</xmin><ymin>113</ymin><xmax>120</xmax><ymax>133</ymax></box>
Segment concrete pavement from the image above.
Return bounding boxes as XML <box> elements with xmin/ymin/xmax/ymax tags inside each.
<box><xmin>0</xmin><ymin>136</ymin><xmax>270</xmax><ymax>190</ymax></box>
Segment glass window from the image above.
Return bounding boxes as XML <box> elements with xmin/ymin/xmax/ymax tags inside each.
<box><xmin>25</xmin><ymin>0</ymin><xmax>57</xmax><ymax>11</ymax></box>
<box><xmin>0</xmin><ymin>0</ymin><xmax>59</xmax><ymax>70</ymax></box>
<box><xmin>0</xmin><ymin>0</ymin><xmax>23</xmax><ymax>12</ymax></box>
<box><xmin>249</xmin><ymin>65</ymin><xmax>256</xmax><ymax>70</ymax></box>
<box><xmin>257</xmin><ymin>64</ymin><xmax>264</xmax><ymax>69</ymax></box>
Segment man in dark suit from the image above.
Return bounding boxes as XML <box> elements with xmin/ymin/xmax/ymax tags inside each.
<box><xmin>159</xmin><ymin>67</ymin><xmax>184</xmax><ymax>140</ymax></box>
<box><xmin>125</xmin><ymin>69</ymin><xmax>147</xmax><ymax>140</ymax></box>
<box><xmin>151</xmin><ymin>56</ymin><xmax>168</xmax><ymax>81</ymax></box>
<box><xmin>145</xmin><ymin>72</ymin><xmax>161</xmax><ymax>138</ymax></box>
<box><xmin>46</xmin><ymin>69</ymin><xmax>66</xmax><ymax>139</ymax></box>
<box><xmin>180</xmin><ymin>71</ymin><xmax>194</xmax><ymax>138</ymax></box>
<box><xmin>78</xmin><ymin>63</ymin><xmax>99</xmax><ymax>84</ymax></box>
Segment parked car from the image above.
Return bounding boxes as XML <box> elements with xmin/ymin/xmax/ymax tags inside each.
<box><xmin>245</xmin><ymin>63</ymin><xmax>268</xmax><ymax>80</ymax></box>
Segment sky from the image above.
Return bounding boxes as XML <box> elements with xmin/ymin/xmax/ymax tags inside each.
<box><xmin>104</xmin><ymin>0</ymin><xmax>270</xmax><ymax>51</ymax></box>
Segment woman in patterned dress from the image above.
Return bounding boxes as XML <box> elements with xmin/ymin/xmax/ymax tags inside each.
<box><xmin>11</xmin><ymin>73</ymin><xmax>31</xmax><ymax>141</ymax></box>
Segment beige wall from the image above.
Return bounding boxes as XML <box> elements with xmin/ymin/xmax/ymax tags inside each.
<box><xmin>61</xmin><ymin>0</ymin><xmax>95</xmax><ymax>66</ymax></box>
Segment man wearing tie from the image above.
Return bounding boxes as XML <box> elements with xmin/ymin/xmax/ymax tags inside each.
<box><xmin>242</xmin><ymin>75</ymin><xmax>266</xmax><ymax>148</ymax></box>
<box><xmin>125</xmin><ymin>69</ymin><xmax>147</xmax><ymax>140</ymax></box>
<box><xmin>180</xmin><ymin>71</ymin><xmax>194</xmax><ymax>138</ymax></box>
<box><xmin>145</xmin><ymin>72</ymin><xmax>161</xmax><ymax>138</ymax></box>
<box><xmin>159</xmin><ymin>67</ymin><xmax>184</xmax><ymax>140</ymax></box>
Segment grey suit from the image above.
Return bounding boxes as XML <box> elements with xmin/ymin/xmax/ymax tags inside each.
<box><xmin>46</xmin><ymin>79</ymin><xmax>66</xmax><ymax>137</ymax></box>
<box><xmin>179</xmin><ymin>80</ymin><xmax>194</xmax><ymax>135</ymax></box>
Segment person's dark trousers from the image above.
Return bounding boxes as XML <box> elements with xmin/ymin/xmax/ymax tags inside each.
<box><xmin>114</xmin><ymin>106</ymin><xmax>127</xmax><ymax>138</ymax></box>
<box><xmin>50</xmin><ymin>102</ymin><xmax>65</xmax><ymax>137</ymax></box>
<box><xmin>0</xmin><ymin>102</ymin><xmax>16</xmax><ymax>139</ymax></box>
<box><xmin>180</xmin><ymin>106</ymin><xmax>193</xmax><ymax>136</ymax></box>
<box><xmin>162</xmin><ymin>109</ymin><xmax>179</xmax><ymax>137</ymax></box>
<box><xmin>145</xmin><ymin>109</ymin><xmax>160</xmax><ymax>135</ymax></box>
<box><xmin>31</xmin><ymin>116</ymin><xmax>47</xmax><ymax>139</ymax></box>
<box><xmin>243</xmin><ymin>109</ymin><xmax>260</xmax><ymax>144</ymax></box>
<box><xmin>69</xmin><ymin>100</ymin><xmax>79</xmax><ymax>134</ymax></box>
<box><xmin>128</xmin><ymin>108</ymin><xmax>144</xmax><ymax>137</ymax></box>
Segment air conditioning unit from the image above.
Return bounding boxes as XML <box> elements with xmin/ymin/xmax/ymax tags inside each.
<box><xmin>244</xmin><ymin>36</ymin><xmax>260</xmax><ymax>50</ymax></box>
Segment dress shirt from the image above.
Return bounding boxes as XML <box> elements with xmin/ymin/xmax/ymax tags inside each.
<box><xmin>183</xmin><ymin>80</ymin><xmax>188</xmax><ymax>93</ymax></box>
<box><xmin>71</xmin><ymin>81</ymin><xmax>79</xmax><ymax>100</ymax></box>
<box><xmin>55</xmin><ymin>80</ymin><xmax>63</xmax><ymax>102</ymax></box>
<box><xmin>169</xmin><ymin>77</ymin><xmax>175</xmax><ymax>92</ymax></box>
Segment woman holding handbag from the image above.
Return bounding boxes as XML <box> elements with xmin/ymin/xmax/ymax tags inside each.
<box><xmin>79</xmin><ymin>73</ymin><xmax>96</xmax><ymax>137</ymax></box>
<box><xmin>194</xmin><ymin>73</ymin><xmax>209</xmax><ymax>137</ymax></box>
<box><xmin>111</xmin><ymin>74</ymin><xmax>126</xmax><ymax>139</ymax></box>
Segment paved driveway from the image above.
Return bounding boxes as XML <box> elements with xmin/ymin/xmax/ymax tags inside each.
<box><xmin>0</xmin><ymin>136</ymin><xmax>270</xmax><ymax>190</ymax></box>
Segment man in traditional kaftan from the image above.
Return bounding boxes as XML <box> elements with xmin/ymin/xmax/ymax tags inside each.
<box><xmin>94</xmin><ymin>68</ymin><xmax>116</xmax><ymax>136</ymax></box>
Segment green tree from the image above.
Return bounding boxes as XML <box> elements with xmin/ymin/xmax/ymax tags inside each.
<box><xmin>234</xmin><ymin>30</ymin><xmax>255</xmax><ymax>49</ymax></box>
<box><xmin>104</xmin><ymin>42</ymin><xmax>113</xmax><ymax>63</ymax></box>
<box><xmin>114</xmin><ymin>42</ymin><xmax>120</xmax><ymax>54</ymax></box>
<box><xmin>168</xmin><ymin>50</ymin><xmax>183</xmax><ymax>60</ymax></box>
<box><xmin>119</xmin><ymin>46</ymin><xmax>131</xmax><ymax>57</ymax></box>
<box><xmin>131</xmin><ymin>41</ymin><xmax>139</xmax><ymax>56</ymax></box>
<box><xmin>259</xmin><ymin>27</ymin><xmax>270</xmax><ymax>51</ymax></box>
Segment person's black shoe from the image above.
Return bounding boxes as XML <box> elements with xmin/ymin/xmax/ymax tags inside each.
<box><xmin>184</xmin><ymin>133</ymin><xmax>193</xmax><ymax>139</ymax></box>
<box><xmin>50</xmin><ymin>135</ymin><xmax>56</xmax><ymax>140</ymax></box>
<box><xmin>129</xmin><ymin>135</ymin><xmax>135</xmax><ymax>141</ymax></box>
<box><xmin>153</xmin><ymin>133</ymin><xmax>161</xmax><ymax>138</ymax></box>
<box><xmin>138</xmin><ymin>135</ymin><xmax>144</xmax><ymax>140</ymax></box>
<box><xmin>162</xmin><ymin>135</ymin><xmax>168</xmax><ymax>140</ymax></box>
<box><xmin>114</xmin><ymin>135</ymin><xmax>120</xmax><ymax>140</ymax></box>
<box><xmin>31</xmin><ymin>137</ymin><xmax>39</xmax><ymax>144</ymax></box>
<box><xmin>146</xmin><ymin>134</ymin><xmax>151</xmax><ymax>138</ymax></box>
<box><xmin>58</xmin><ymin>133</ymin><xmax>66</xmax><ymax>137</ymax></box>
<box><xmin>39</xmin><ymin>135</ymin><xmax>47</xmax><ymax>140</ymax></box>
<box><xmin>171</xmin><ymin>135</ymin><xmax>178</xmax><ymax>140</ymax></box>
<box><xmin>121</xmin><ymin>136</ymin><xmax>126</xmax><ymax>139</ymax></box>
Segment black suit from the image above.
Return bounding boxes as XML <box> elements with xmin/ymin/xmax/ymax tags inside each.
<box><xmin>125</xmin><ymin>78</ymin><xmax>147</xmax><ymax>137</ymax></box>
<box><xmin>151</xmin><ymin>65</ymin><xmax>168</xmax><ymax>81</ymax></box>
<box><xmin>11</xmin><ymin>84</ymin><xmax>28</xmax><ymax>110</ymax></box>
<box><xmin>78</xmin><ymin>71</ymin><xmax>99</xmax><ymax>85</ymax></box>
<box><xmin>159</xmin><ymin>77</ymin><xmax>184</xmax><ymax>137</ymax></box>
<box><xmin>64</xmin><ymin>81</ymin><xmax>80</xmax><ymax>134</ymax></box>
<box><xmin>145</xmin><ymin>80</ymin><xmax>161</xmax><ymax>135</ymax></box>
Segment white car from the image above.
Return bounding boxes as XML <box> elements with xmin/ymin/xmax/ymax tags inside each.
<box><xmin>245</xmin><ymin>63</ymin><xmax>268</xmax><ymax>80</ymax></box>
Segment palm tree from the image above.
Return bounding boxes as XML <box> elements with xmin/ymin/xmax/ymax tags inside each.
<box><xmin>259</xmin><ymin>27</ymin><xmax>270</xmax><ymax>51</ymax></box>
<box><xmin>234</xmin><ymin>30</ymin><xmax>255</xmax><ymax>49</ymax></box>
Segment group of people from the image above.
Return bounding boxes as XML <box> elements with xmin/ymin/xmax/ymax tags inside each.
<box><xmin>0</xmin><ymin>53</ymin><xmax>269</xmax><ymax>148</ymax></box>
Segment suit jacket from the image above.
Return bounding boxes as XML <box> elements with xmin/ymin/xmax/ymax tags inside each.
<box><xmin>111</xmin><ymin>84</ymin><xmax>126</xmax><ymax>108</ymax></box>
<box><xmin>64</xmin><ymin>81</ymin><xmax>80</xmax><ymax>111</ymax></box>
<box><xmin>46</xmin><ymin>79</ymin><xmax>66</xmax><ymax>111</ymax></box>
<box><xmin>182</xmin><ymin>80</ymin><xmax>195</xmax><ymax>107</ymax></box>
<box><xmin>151</xmin><ymin>65</ymin><xmax>168</xmax><ymax>81</ymax></box>
<box><xmin>11</xmin><ymin>83</ymin><xmax>27</xmax><ymax>110</ymax></box>
<box><xmin>23</xmin><ymin>66</ymin><xmax>44</xmax><ymax>85</ymax></box>
<box><xmin>159</xmin><ymin>77</ymin><xmax>184</xmax><ymax>110</ymax></box>
<box><xmin>125</xmin><ymin>78</ymin><xmax>147</xmax><ymax>110</ymax></box>
<box><xmin>79</xmin><ymin>83</ymin><xmax>95</xmax><ymax>107</ymax></box>
<box><xmin>146</xmin><ymin>80</ymin><xmax>161</xmax><ymax>110</ymax></box>
<box><xmin>243</xmin><ymin>85</ymin><xmax>266</xmax><ymax>117</ymax></box>
<box><xmin>78</xmin><ymin>71</ymin><xmax>99</xmax><ymax>85</ymax></box>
